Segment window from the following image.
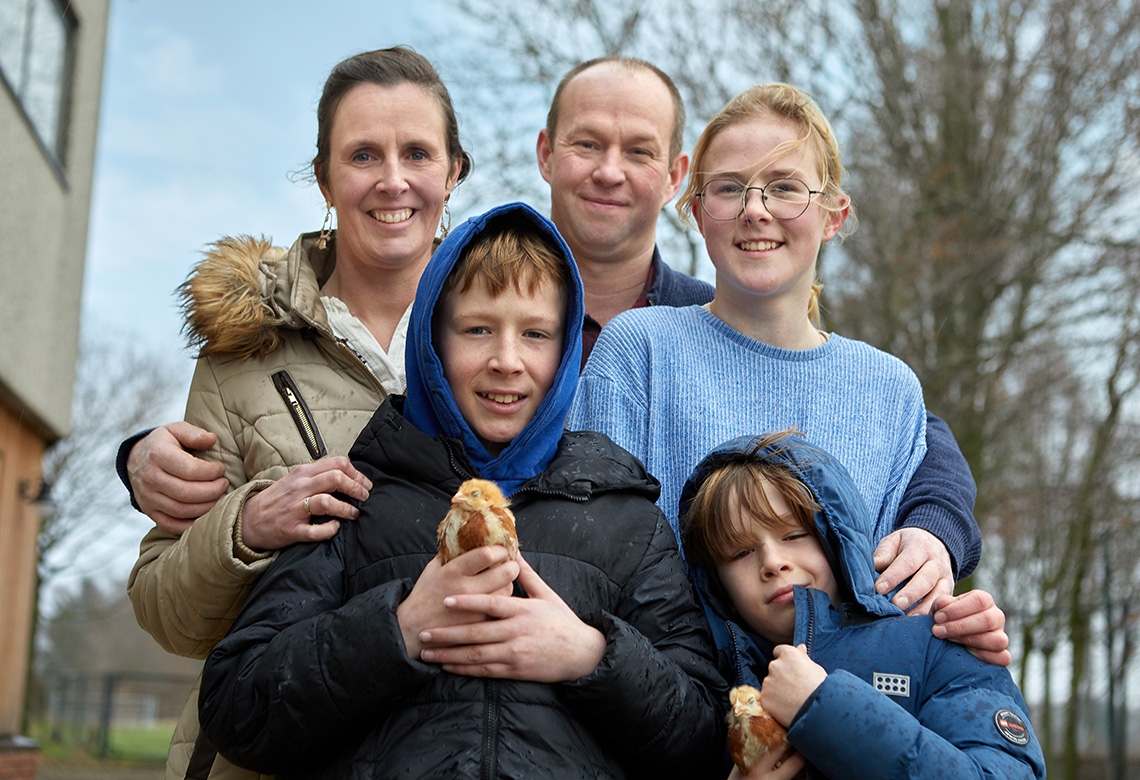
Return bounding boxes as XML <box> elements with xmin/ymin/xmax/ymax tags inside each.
<box><xmin>0</xmin><ymin>0</ymin><xmax>76</xmax><ymax>167</ymax></box>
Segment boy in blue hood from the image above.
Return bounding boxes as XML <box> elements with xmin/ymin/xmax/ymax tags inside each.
<box><xmin>680</xmin><ymin>431</ymin><xmax>1045</xmax><ymax>780</ymax></box>
<box><xmin>199</xmin><ymin>202</ymin><xmax>727</xmax><ymax>779</ymax></box>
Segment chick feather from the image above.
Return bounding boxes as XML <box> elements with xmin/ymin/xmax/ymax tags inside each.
<box><xmin>437</xmin><ymin>479</ymin><xmax>518</xmax><ymax>563</ymax></box>
<box><xmin>726</xmin><ymin>684</ymin><xmax>788</xmax><ymax>773</ymax></box>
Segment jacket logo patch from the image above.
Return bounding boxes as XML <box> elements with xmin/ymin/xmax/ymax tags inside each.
<box><xmin>873</xmin><ymin>672</ymin><xmax>910</xmax><ymax>697</ymax></box>
<box><xmin>994</xmin><ymin>708</ymin><xmax>1031</xmax><ymax>745</ymax></box>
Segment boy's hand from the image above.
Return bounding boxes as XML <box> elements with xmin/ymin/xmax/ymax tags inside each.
<box><xmin>931</xmin><ymin>590</ymin><xmax>1011</xmax><ymax>666</ymax></box>
<box><xmin>872</xmin><ymin>527</ymin><xmax>953</xmax><ymax>614</ymax></box>
<box><xmin>397</xmin><ymin>546</ymin><xmax>520</xmax><ymax>660</ymax></box>
<box><xmin>129</xmin><ymin>422</ymin><xmax>227</xmax><ymax>533</ymax></box>
<box><xmin>418</xmin><ymin>553</ymin><xmax>606</xmax><ymax>682</ymax></box>
<box><xmin>760</xmin><ymin>644</ymin><xmax>826</xmax><ymax>728</ymax></box>
<box><xmin>727</xmin><ymin>746</ymin><xmax>804</xmax><ymax>779</ymax></box>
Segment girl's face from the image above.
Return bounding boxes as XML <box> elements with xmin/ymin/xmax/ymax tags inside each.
<box><xmin>694</xmin><ymin>115</ymin><xmax>846</xmax><ymax>313</ymax></box>
<box><xmin>713</xmin><ymin>483</ymin><xmax>839</xmax><ymax>645</ymax></box>
<box><xmin>318</xmin><ymin>82</ymin><xmax>460</xmax><ymax>275</ymax></box>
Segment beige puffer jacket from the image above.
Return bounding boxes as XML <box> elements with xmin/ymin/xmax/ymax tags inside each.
<box><xmin>126</xmin><ymin>232</ymin><xmax>392</xmax><ymax>780</ymax></box>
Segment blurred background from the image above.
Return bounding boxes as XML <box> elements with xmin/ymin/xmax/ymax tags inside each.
<box><xmin>1</xmin><ymin>1</ymin><xmax>1138</xmax><ymax>778</ymax></box>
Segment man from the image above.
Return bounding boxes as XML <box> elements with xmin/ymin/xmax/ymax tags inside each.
<box><xmin>535</xmin><ymin>57</ymin><xmax>712</xmax><ymax>360</ymax></box>
<box><xmin>121</xmin><ymin>56</ymin><xmax>1005</xmax><ymax>659</ymax></box>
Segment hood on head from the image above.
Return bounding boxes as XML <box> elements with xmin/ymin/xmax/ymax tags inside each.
<box><xmin>402</xmin><ymin>202</ymin><xmax>584</xmax><ymax>496</ymax></box>
<box><xmin>679</xmin><ymin>432</ymin><xmax>901</xmax><ymax>620</ymax></box>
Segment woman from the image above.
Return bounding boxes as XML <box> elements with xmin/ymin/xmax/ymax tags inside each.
<box><xmin>567</xmin><ymin>83</ymin><xmax>1007</xmax><ymax>660</ymax></box>
<box><xmin>125</xmin><ymin>46</ymin><xmax>471</xmax><ymax>780</ymax></box>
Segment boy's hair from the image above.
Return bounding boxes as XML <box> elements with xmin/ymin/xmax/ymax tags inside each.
<box><xmin>441</xmin><ymin>224</ymin><xmax>568</xmax><ymax>300</ymax></box>
<box><xmin>683</xmin><ymin>432</ymin><xmax>822</xmax><ymax>573</ymax></box>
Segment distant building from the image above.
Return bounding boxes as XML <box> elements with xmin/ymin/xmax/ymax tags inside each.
<box><xmin>0</xmin><ymin>0</ymin><xmax>109</xmax><ymax>768</ymax></box>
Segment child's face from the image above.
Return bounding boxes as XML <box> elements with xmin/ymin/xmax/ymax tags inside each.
<box><xmin>693</xmin><ymin>115</ymin><xmax>844</xmax><ymax>309</ymax></box>
<box><xmin>714</xmin><ymin>479</ymin><xmax>839</xmax><ymax>645</ymax></box>
<box><xmin>437</xmin><ymin>274</ymin><xmax>566</xmax><ymax>456</ymax></box>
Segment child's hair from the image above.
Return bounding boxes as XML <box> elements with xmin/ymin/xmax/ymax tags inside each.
<box><xmin>682</xmin><ymin>431</ymin><xmax>822</xmax><ymax>573</ymax></box>
<box><xmin>441</xmin><ymin>223</ymin><xmax>568</xmax><ymax>300</ymax></box>
<box><xmin>675</xmin><ymin>83</ymin><xmax>856</xmax><ymax>327</ymax></box>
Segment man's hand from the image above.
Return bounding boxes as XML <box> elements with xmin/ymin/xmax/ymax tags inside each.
<box><xmin>931</xmin><ymin>590</ymin><xmax>1011</xmax><ymax>666</ymax></box>
<box><xmin>418</xmin><ymin>554</ymin><xmax>606</xmax><ymax>682</ymax></box>
<box><xmin>873</xmin><ymin>527</ymin><xmax>953</xmax><ymax>614</ymax></box>
<box><xmin>128</xmin><ymin>422</ymin><xmax>227</xmax><ymax>534</ymax></box>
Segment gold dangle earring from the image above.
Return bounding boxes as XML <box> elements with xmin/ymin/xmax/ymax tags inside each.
<box><xmin>317</xmin><ymin>203</ymin><xmax>333</xmax><ymax>250</ymax></box>
<box><xmin>438</xmin><ymin>201</ymin><xmax>452</xmax><ymax>241</ymax></box>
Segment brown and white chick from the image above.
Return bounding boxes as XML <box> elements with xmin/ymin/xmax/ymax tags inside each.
<box><xmin>727</xmin><ymin>684</ymin><xmax>788</xmax><ymax>774</ymax></box>
<box><xmin>437</xmin><ymin>479</ymin><xmax>518</xmax><ymax>564</ymax></box>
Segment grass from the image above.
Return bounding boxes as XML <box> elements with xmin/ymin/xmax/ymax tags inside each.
<box><xmin>27</xmin><ymin>719</ymin><xmax>174</xmax><ymax>765</ymax></box>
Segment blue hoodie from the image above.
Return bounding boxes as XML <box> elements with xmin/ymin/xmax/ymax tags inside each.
<box><xmin>403</xmin><ymin>202</ymin><xmax>585</xmax><ymax>496</ymax></box>
<box><xmin>680</xmin><ymin>434</ymin><xmax>1046</xmax><ymax>780</ymax></box>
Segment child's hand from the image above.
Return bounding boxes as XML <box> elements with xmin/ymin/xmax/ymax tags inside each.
<box><xmin>418</xmin><ymin>553</ymin><xmax>606</xmax><ymax>682</ymax></box>
<box><xmin>396</xmin><ymin>546</ymin><xmax>519</xmax><ymax>660</ymax></box>
<box><xmin>760</xmin><ymin>644</ymin><xmax>827</xmax><ymax>727</ymax></box>
<box><xmin>727</xmin><ymin>744</ymin><xmax>804</xmax><ymax>779</ymax></box>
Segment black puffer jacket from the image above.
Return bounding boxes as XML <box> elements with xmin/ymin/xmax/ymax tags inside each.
<box><xmin>199</xmin><ymin>398</ymin><xmax>728</xmax><ymax>779</ymax></box>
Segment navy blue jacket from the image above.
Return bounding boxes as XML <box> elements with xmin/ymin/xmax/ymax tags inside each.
<box><xmin>680</xmin><ymin>435</ymin><xmax>1045</xmax><ymax>780</ymax></box>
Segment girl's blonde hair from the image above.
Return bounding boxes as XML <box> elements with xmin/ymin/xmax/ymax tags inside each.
<box><xmin>677</xmin><ymin>83</ymin><xmax>855</xmax><ymax>326</ymax></box>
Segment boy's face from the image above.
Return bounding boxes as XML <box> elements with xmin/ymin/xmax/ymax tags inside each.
<box><xmin>714</xmin><ymin>480</ymin><xmax>839</xmax><ymax>645</ymax></box>
<box><xmin>437</xmin><ymin>274</ymin><xmax>566</xmax><ymax>456</ymax></box>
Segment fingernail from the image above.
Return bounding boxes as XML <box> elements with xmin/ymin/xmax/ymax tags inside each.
<box><xmin>443</xmin><ymin>597</ymin><xmax>457</xmax><ymax>607</ymax></box>
<box><xmin>932</xmin><ymin>625</ymin><xmax>947</xmax><ymax>638</ymax></box>
<box><xmin>895</xmin><ymin>595</ymin><xmax>909</xmax><ymax>610</ymax></box>
<box><xmin>876</xmin><ymin>580</ymin><xmax>890</xmax><ymax>594</ymax></box>
<box><xmin>420</xmin><ymin>649</ymin><xmax>435</xmax><ymax>661</ymax></box>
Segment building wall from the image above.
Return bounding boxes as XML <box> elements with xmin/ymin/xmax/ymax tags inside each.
<box><xmin>0</xmin><ymin>0</ymin><xmax>109</xmax><ymax>738</ymax></box>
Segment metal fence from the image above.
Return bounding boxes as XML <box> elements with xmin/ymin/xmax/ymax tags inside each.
<box><xmin>31</xmin><ymin>672</ymin><xmax>197</xmax><ymax>761</ymax></box>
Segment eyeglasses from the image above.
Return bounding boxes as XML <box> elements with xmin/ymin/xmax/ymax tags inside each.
<box><xmin>697</xmin><ymin>177</ymin><xmax>823</xmax><ymax>221</ymax></box>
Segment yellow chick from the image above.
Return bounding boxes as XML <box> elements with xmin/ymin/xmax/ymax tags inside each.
<box><xmin>437</xmin><ymin>479</ymin><xmax>518</xmax><ymax>563</ymax></box>
<box><xmin>727</xmin><ymin>684</ymin><xmax>788</xmax><ymax>773</ymax></box>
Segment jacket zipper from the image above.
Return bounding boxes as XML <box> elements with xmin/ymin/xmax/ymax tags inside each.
<box><xmin>802</xmin><ymin>588</ymin><xmax>817</xmax><ymax>654</ymax></box>
<box><xmin>333</xmin><ymin>337</ymin><xmax>389</xmax><ymax>395</ymax></box>
<box><xmin>480</xmin><ymin>679</ymin><xmax>500</xmax><ymax>779</ymax></box>
<box><xmin>271</xmin><ymin>370</ymin><xmax>327</xmax><ymax>459</ymax></box>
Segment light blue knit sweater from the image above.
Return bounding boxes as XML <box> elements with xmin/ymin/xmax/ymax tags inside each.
<box><xmin>567</xmin><ymin>305</ymin><xmax>927</xmax><ymax>543</ymax></box>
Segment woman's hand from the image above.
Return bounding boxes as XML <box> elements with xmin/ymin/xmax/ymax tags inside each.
<box><xmin>239</xmin><ymin>456</ymin><xmax>372</xmax><ymax>551</ymax></box>
<box><xmin>931</xmin><ymin>590</ymin><xmax>1011</xmax><ymax>666</ymax></box>
<box><xmin>760</xmin><ymin>644</ymin><xmax>826</xmax><ymax>728</ymax></box>
<box><xmin>397</xmin><ymin>546</ymin><xmax>519</xmax><ymax>660</ymax></box>
<box><xmin>418</xmin><ymin>553</ymin><xmax>607</xmax><ymax>682</ymax></box>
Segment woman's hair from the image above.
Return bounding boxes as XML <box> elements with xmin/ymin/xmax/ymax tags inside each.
<box><xmin>676</xmin><ymin>83</ymin><xmax>855</xmax><ymax>325</ymax></box>
<box><xmin>312</xmin><ymin>46</ymin><xmax>472</xmax><ymax>190</ymax></box>
<box><xmin>443</xmin><ymin>224</ymin><xmax>568</xmax><ymax>300</ymax></box>
<box><xmin>682</xmin><ymin>431</ymin><xmax>822</xmax><ymax>574</ymax></box>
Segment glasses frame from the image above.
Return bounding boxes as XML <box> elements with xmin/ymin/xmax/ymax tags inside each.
<box><xmin>697</xmin><ymin>177</ymin><xmax>825</xmax><ymax>222</ymax></box>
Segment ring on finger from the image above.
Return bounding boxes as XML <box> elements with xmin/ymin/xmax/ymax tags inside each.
<box><xmin>303</xmin><ymin>497</ymin><xmax>312</xmax><ymax>516</ymax></box>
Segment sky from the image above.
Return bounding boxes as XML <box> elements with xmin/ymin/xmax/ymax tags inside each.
<box><xmin>71</xmin><ymin>0</ymin><xmax>508</xmax><ymax>592</ymax></box>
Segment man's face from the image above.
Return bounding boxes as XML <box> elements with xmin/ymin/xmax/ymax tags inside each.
<box><xmin>537</xmin><ymin>63</ymin><xmax>689</xmax><ymax>268</ymax></box>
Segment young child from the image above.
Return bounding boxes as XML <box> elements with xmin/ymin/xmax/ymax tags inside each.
<box><xmin>680</xmin><ymin>431</ymin><xmax>1045</xmax><ymax>780</ymax></box>
<box><xmin>197</xmin><ymin>202</ymin><xmax>727</xmax><ymax>779</ymax></box>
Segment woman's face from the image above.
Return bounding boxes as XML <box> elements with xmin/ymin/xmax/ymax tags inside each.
<box><xmin>694</xmin><ymin>115</ymin><xmax>844</xmax><ymax>310</ymax></box>
<box><xmin>318</xmin><ymin>82</ymin><xmax>460</xmax><ymax>274</ymax></box>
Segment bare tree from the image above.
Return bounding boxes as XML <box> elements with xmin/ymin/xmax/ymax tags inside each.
<box><xmin>26</xmin><ymin>332</ymin><xmax>186</xmax><ymax>724</ymax></box>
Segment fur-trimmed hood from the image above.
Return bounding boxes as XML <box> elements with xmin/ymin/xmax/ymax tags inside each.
<box><xmin>178</xmin><ymin>232</ymin><xmax>337</xmax><ymax>361</ymax></box>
